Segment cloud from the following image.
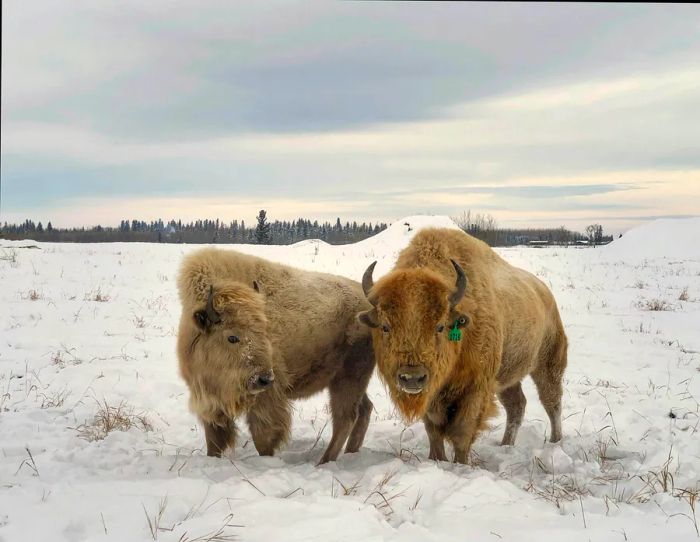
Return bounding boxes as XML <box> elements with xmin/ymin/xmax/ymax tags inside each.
<box><xmin>2</xmin><ymin>2</ymin><xmax>699</xmax><ymax>231</ymax></box>
<box><xmin>4</xmin><ymin>65</ymin><xmax>698</xmax><ymax>200</ymax></box>
<box><xmin>3</xmin><ymin>2</ymin><xmax>700</xmax><ymax>138</ymax></box>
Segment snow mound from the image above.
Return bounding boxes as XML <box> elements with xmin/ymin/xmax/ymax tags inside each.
<box><xmin>603</xmin><ymin>217</ymin><xmax>700</xmax><ymax>260</ymax></box>
<box><xmin>352</xmin><ymin>214</ymin><xmax>459</xmax><ymax>255</ymax></box>
<box><xmin>357</xmin><ymin>214</ymin><xmax>460</xmax><ymax>247</ymax></box>
<box><xmin>227</xmin><ymin>214</ymin><xmax>461</xmax><ymax>280</ymax></box>
<box><xmin>323</xmin><ymin>214</ymin><xmax>460</xmax><ymax>278</ymax></box>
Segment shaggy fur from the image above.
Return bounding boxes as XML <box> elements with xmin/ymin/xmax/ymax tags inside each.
<box><xmin>358</xmin><ymin>228</ymin><xmax>568</xmax><ymax>463</ymax></box>
<box><xmin>177</xmin><ymin>248</ymin><xmax>376</xmax><ymax>464</ymax></box>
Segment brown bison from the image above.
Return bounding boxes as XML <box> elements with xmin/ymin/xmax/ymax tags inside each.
<box><xmin>177</xmin><ymin>248</ymin><xmax>375</xmax><ymax>464</ymax></box>
<box><xmin>358</xmin><ymin>228</ymin><xmax>567</xmax><ymax>463</ymax></box>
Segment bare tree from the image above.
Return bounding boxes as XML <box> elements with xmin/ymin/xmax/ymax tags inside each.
<box><xmin>452</xmin><ymin>210</ymin><xmax>472</xmax><ymax>231</ymax></box>
<box><xmin>585</xmin><ymin>224</ymin><xmax>603</xmax><ymax>246</ymax></box>
<box><xmin>452</xmin><ymin>210</ymin><xmax>497</xmax><ymax>233</ymax></box>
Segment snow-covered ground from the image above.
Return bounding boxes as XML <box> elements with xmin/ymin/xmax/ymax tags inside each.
<box><xmin>1</xmin><ymin>215</ymin><xmax>699</xmax><ymax>542</ymax></box>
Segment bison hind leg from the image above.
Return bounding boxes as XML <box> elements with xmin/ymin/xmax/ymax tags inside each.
<box><xmin>531</xmin><ymin>371</ymin><xmax>564</xmax><ymax>443</ymax></box>
<box><xmin>532</xmin><ymin>334</ymin><xmax>567</xmax><ymax>443</ymax></box>
<box><xmin>319</xmin><ymin>340</ymin><xmax>375</xmax><ymax>464</ymax></box>
<box><xmin>544</xmin><ymin>399</ymin><xmax>562</xmax><ymax>443</ymax></box>
<box><xmin>318</xmin><ymin>386</ymin><xmax>362</xmax><ymax>465</ymax></box>
<box><xmin>498</xmin><ymin>382</ymin><xmax>526</xmax><ymax>446</ymax></box>
<box><xmin>344</xmin><ymin>393</ymin><xmax>374</xmax><ymax>454</ymax></box>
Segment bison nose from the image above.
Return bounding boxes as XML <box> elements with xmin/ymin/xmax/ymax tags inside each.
<box><xmin>396</xmin><ymin>365</ymin><xmax>429</xmax><ymax>394</ymax></box>
<box><xmin>249</xmin><ymin>371</ymin><xmax>275</xmax><ymax>394</ymax></box>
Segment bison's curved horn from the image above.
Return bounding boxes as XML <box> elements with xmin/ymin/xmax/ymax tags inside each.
<box><xmin>206</xmin><ymin>286</ymin><xmax>222</xmax><ymax>325</ymax></box>
<box><xmin>362</xmin><ymin>261</ymin><xmax>377</xmax><ymax>301</ymax></box>
<box><xmin>448</xmin><ymin>259</ymin><xmax>468</xmax><ymax>309</ymax></box>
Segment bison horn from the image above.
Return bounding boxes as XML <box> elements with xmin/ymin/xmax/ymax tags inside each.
<box><xmin>362</xmin><ymin>261</ymin><xmax>377</xmax><ymax>301</ymax></box>
<box><xmin>206</xmin><ymin>286</ymin><xmax>222</xmax><ymax>325</ymax></box>
<box><xmin>448</xmin><ymin>259</ymin><xmax>468</xmax><ymax>309</ymax></box>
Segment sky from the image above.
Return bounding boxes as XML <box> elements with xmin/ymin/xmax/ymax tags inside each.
<box><xmin>1</xmin><ymin>1</ymin><xmax>699</xmax><ymax>233</ymax></box>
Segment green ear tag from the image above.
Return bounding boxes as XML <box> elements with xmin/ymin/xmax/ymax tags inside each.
<box><xmin>448</xmin><ymin>322</ymin><xmax>462</xmax><ymax>342</ymax></box>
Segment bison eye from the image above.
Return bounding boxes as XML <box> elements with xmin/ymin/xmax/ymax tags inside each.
<box><xmin>227</xmin><ymin>335</ymin><xmax>240</xmax><ymax>344</ymax></box>
<box><xmin>436</xmin><ymin>324</ymin><xmax>445</xmax><ymax>333</ymax></box>
<box><xmin>381</xmin><ymin>324</ymin><xmax>390</xmax><ymax>333</ymax></box>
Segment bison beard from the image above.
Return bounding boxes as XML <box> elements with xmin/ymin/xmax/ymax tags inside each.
<box><xmin>384</xmin><ymin>348</ymin><xmax>456</xmax><ymax>423</ymax></box>
<box><xmin>392</xmin><ymin>389</ymin><xmax>430</xmax><ymax>423</ymax></box>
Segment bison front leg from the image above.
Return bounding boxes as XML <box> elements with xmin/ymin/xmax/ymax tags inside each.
<box><xmin>247</xmin><ymin>397</ymin><xmax>291</xmax><ymax>456</ymax></box>
<box><xmin>423</xmin><ymin>416</ymin><xmax>447</xmax><ymax>462</ymax></box>
<box><xmin>448</xmin><ymin>391</ymin><xmax>496</xmax><ymax>464</ymax></box>
<box><xmin>203</xmin><ymin>418</ymin><xmax>237</xmax><ymax>457</ymax></box>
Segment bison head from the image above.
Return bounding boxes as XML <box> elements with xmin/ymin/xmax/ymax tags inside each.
<box><xmin>357</xmin><ymin>260</ymin><xmax>469</xmax><ymax>421</ymax></box>
<box><xmin>184</xmin><ymin>282</ymin><xmax>275</xmax><ymax>418</ymax></box>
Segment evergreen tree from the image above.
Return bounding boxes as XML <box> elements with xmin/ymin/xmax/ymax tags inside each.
<box><xmin>255</xmin><ymin>210</ymin><xmax>271</xmax><ymax>244</ymax></box>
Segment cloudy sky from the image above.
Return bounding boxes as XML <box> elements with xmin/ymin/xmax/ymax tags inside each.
<box><xmin>2</xmin><ymin>1</ymin><xmax>699</xmax><ymax>232</ymax></box>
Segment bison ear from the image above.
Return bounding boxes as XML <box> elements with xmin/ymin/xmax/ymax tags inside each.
<box><xmin>357</xmin><ymin>309</ymin><xmax>379</xmax><ymax>328</ymax></box>
<box><xmin>253</xmin><ymin>280</ymin><xmax>260</xmax><ymax>293</ymax></box>
<box><xmin>193</xmin><ymin>309</ymin><xmax>209</xmax><ymax>330</ymax></box>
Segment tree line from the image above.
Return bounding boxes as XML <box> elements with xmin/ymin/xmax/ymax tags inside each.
<box><xmin>0</xmin><ymin>211</ymin><xmax>388</xmax><ymax>245</ymax></box>
<box><xmin>452</xmin><ymin>211</ymin><xmax>614</xmax><ymax>247</ymax></box>
<box><xmin>1</xmin><ymin>209</ymin><xmax>614</xmax><ymax>247</ymax></box>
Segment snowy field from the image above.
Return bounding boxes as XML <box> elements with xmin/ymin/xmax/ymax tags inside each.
<box><xmin>1</xmin><ymin>215</ymin><xmax>699</xmax><ymax>542</ymax></box>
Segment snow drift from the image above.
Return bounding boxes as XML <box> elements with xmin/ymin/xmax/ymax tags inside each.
<box><xmin>1</xmin><ymin>215</ymin><xmax>699</xmax><ymax>542</ymax></box>
<box><xmin>604</xmin><ymin>217</ymin><xmax>700</xmax><ymax>260</ymax></box>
